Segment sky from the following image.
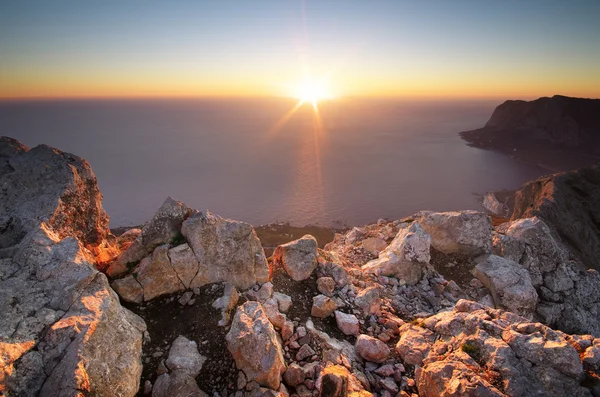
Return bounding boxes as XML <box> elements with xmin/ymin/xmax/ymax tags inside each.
<box><xmin>1</xmin><ymin>0</ymin><xmax>599</xmax><ymax>99</ymax></box>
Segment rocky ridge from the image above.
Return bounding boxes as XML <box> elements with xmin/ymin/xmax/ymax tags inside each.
<box><xmin>3</xmin><ymin>136</ymin><xmax>600</xmax><ymax>397</ymax></box>
<box><xmin>0</xmin><ymin>138</ymin><xmax>145</xmax><ymax>396</ymax></box>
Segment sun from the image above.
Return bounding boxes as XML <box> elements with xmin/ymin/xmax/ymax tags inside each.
<box><xmin>292</xmin><ymin>77</ymin><xmax>333</xmax><ymax>109</ymax></box>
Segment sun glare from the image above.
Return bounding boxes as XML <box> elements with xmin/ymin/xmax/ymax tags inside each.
<box><xmin>293</xmin><ymin>77</ymin><xmax>333</xmax><ymax>108</ymax></box>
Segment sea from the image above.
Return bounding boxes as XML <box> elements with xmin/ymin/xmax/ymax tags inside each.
<box><xmin>0</xmin><ymin>97</ymin><xmax>549</xmax><ymax>228</ymax></box>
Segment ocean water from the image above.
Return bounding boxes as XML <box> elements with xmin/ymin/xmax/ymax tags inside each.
<box><xmin>0</xmin><ymin>98</ymin><xmax>548</xmax><ymax>228</ymax></box>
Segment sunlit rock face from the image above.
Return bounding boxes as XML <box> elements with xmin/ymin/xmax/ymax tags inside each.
<box><xmin>0</xmin><ymin>139</ymin><xmax>109</xmax><ymax>250</ymax></box>
<box><xmin>226</xmin><ymin>301</ymin><xmax>286</xmax><ymax>390</ymax></box>
<box><xmin>494</xmin><ymin>216</ymin><xmax>600</xmax><ymax>336</ymax></box>
<box><xmin>272</xmin><ymin>234</ymin><xmax>319</xmax><ymax>281</ymax></box>
<box><xmin>473</xmin><ymin>254</ymin><xmax>538</xmax><ymax>319</ymax></box>
<box><xmin>511</xmin><ymin>164</ymin><xmax>600</xmax><ymax>271</ymax></box>
<box><xmin>111</xmin><ymin>206</ymin><xmax>270</xmax><ymax>301</ymax></box>
<box><xmin>413</xmin><ymin>300</ymin><xmax>591</xmax><ymax>397</ymax></box>
<box><xmin>0</xmin><ymin>137</ymin><xmax>145</xmax><ymax>396</ymax></box>
<box><xmin>362</xmin><ymin>222</ymin><xmax>431</xmax><ymax>285</ymax></box>
<box><xmin>416</xmin><ymin>210</ymin><xmax>493</xmax><ymax>257</ymax></box>
<box><xmin>107</xmin><ymin>196</ymin><xmax>192</xmax><ymax>278</ymax></box>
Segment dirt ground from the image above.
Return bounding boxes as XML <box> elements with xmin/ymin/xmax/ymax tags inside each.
<box><xmin>124</xmin><ymin>283</ymin><xmax>239</xmax><ymax>396</ymax></box>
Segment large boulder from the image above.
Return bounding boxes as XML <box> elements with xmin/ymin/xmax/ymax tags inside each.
<box><xmin>473</xmin><ymin>255</ymin><xmax>538</xmax><ymax>319</ymax></box>
<box><xmin>112</xmin><ymin>209</ymin><xmax>270</xmax><ymax>301</ymax></box>
<box><xmin>0</xmin><ymin>138</ymin><xmax>145</xmax><ymax>396</ymax></box>
<box><xmin>226</xmin><ymin>302</ymin><xmax>286</xmax><ymax>390</ymax></box>
<box><xmin>272</xmin><ymin>235</ymin><xmax>318</xmax><ymax>281</ymax></box>
<box><xmin>1</xmin><ymin>224</ymin><xmax>146</xmax><ymax>397</ymax></box>
<box><xmin>362</xmin><ymin>222</ymin><xmax>431</xmax><ymax>284</ymax></box>
<box><xmin>107</xmin><ymin>197</ymin><xmax>191</xmax><ymax>277</ymax></box>
<box><xmin>0</xmin><ymin>139</ymin><xmax>109</xmax><ymax>251</ymax></box>
<box><xmin>416</xmin><ymin>210</ymin><xmax>492</xmax><ymax>256</ymax></box>
<box><xmin>182</xmin><ymin>210</ymin><xmax>269</xmax><ymax>290</ymax></box>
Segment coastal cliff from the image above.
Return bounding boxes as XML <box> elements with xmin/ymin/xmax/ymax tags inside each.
<box><xmin>460</xmin><ymin>95</ymin><xmax>600</xmax><ymax>169</ymax></box>
<box><xmin>2</xmin><ymin>136</ymin><xmax>600</xmax><ymax>397</ymax></box>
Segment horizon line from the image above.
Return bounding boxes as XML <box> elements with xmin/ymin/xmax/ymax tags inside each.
<box><xmin>2</xmin><ymin>93</ymin><xmax>596</xmax><ymax>103</ymax></box>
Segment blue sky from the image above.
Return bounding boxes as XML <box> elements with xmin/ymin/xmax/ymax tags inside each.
<box><xmin>1</xmin><ymin>0</ymin><xmax>599</xmax><ymax>98</ymax></box>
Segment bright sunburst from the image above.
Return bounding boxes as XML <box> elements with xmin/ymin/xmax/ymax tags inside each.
<box><xmin>293</xmin><ymin>76</ymin><xmax>333</xmax><ymax>109</ymax></box>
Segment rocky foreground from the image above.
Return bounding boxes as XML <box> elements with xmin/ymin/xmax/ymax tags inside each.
<box><xmin>2</xmin><ymin>136</ymin><xmax>600</xmax><ymax>397</ymax></box>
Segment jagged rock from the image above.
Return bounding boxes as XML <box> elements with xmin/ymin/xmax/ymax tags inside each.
<box><xmin>473</xmin><ymin>255</ymin><xmax>538</xmax><ymax>318</ymax></box>
<box><xmin>116</xmin><ymin>227</ymin><xmax>141</xmax><ymax>249</ymax></box>
<box><xmin>264</xmin><ymin>299</ymin><xmax>287</xmax><ymax>329</ymax></box>
<box><xmin>319</xmin><ymin>262</ymin><xmax>350</xmax><ymax>287</ymax></box>
<box><xmin>272</xmin><ymin>235</ymin><xmax>318</xmax><ymax>281</ymax></box>
<box><xmin>305</xmin><ymin>319</ymin><xmax>356</xmax><ymax>363</ymax></box>
<box><xmin>417</xmin><ymin>360</ymin><xmax>504</xmax><ymax>397</ymax></box>
<box><xmin>178</xmin><ymin>291</ymin><xmax>194</xmax><ymax>305</ymax></box>
<box><xmin>482</xmin><ymin>192</ymin><xmax>506</xmax><ymax>216</ymax></box>
<box><xmin>335</xmin><ymin>311</ymin><xmax>360</xmax><ymax>336</ymax></box>
<box><xmin>416</xmin><ymin>210</ymin><xmax>492</xmax><ymax>256</ymax></box>
<box><xmin>283</xmin><ymin>363</ymin><xmax>305</xmax><ymax>387</ymax></box>
<box><xmin>317</xmin><ymin>277</ymin><xmax>336</xmax><ymax>296</ymax></box>
<box><xmin>282</xmin><ymin>320</ymin><xmax>294</xmax><ymax>341</ymax></box>
<box><xmin>403</xmin><ymin>299</ymin><xmax>594</xmax><ymax>397</ymax></box>
<box><xmin>494</xmin><ymin>216</ymin><xmax>600</xmax><ymax>336</ymax></box>
<box><xmin>168</xmin><ymin>243</ymin><xmax>199</xmax><ymax>289</ymax></box>
<box><xmin>354</xmin><ymin>286</ymin><xmax>382</xmax><ymax>315</ymax></box>
<box><xmin>108</xmin><ymin>197</ymin><xmax>191</xmax><ymax>277</ymax></box>
<box><xmin>252</xmin><ymin>282</ymin><xmax>274</xmax><ymax>302</ymax></box>
<box><xmin>355</xmin><ymin>335</ymin><xmax>390</xmax><ymax>363</ymax></box>
<box><xmin>311</xmin><ymin>294</ymin><xmax>337</xmax><ymax>318</ymax></box>
<box><xmin>1</xmin><ymin>213</ymin><xmax>145</xmax><ymax>396</ymax></box>
<box><xmin>182</xmin><ymin>210</ymin><xmax>269</xmax><ymax>290</ymax></box>
<box><xmin>297</xmin><ymin>344</ymin><xmax>316</xmax><ymax>361</ymax></box>
<box><xmin>511</xmin><ymin>163</ymin><xmax>600</xmax><ymax>270</ymax></box>
<box><xmin>396</xmin><ymin>323</ymin><xmax>435</xmax><ymax>365</ymax></box>
<box><xmin>152</xmin><ymin>371</ymin><xmax>208</xmax><ymax>397</ymax></box>
<box><xmin>362</xmin><ymin>222</ymin><xmax>431</xmax><ymax>284</ymax></box>
<box><xmin>213</xmin><ymin>283</ymin><xmax>239</xmax><ymax>326</ymax></box>
<box><xmin>111</xmin><ymin>274</ymin><xmax>144</xmax><ymax>303</ymax></box>
<box><xmin>361</xmin><ymin>237</ymin><xmax>387</xmax><ymax>256</ymax></box>
<box><xmin>345</xmin><ymin>227</ymin><xmax>365</xmax><ymax>244</ymax></box>
<box><xmin>0</xmin><ymin>140</ymin><xmax>109</xmax><ymax>250</ymax></box>
<box><xmin>165</xmin><ymin>335</ymin><xmax>206</xmax><ymax>377</ymax></box>
<box><xmin>273</xmin><ymin>292</ymin><xmax>293</xmax><ymax>313</ymax></box>
<box><xmin>318</xmin><ymin>365</ymin><xmax>372</xmax><ymax>397</ymax></box>
<box><xmin>226</xmin><ymin>302</ymin><xmax>286</xmax><ymax>390</ymax></box>
<box><xmin>134</xmin><ymin>244</ymin><xmax>185</xmax><ymax>301</ymax></box>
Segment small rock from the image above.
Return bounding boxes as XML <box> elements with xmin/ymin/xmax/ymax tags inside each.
<box><xmin>311</xmin><ymin>294</ymin><xmax>337</xmax><ymax>318</ymax></box>
<box><xmin>273</xmin><ymin>292</ymin><xmax>293</xmax><ymax>313</ymax></box>
<box><xmin>334</xmin><ymin>311</ymin><xmax>360</xmax><ymax>336</ymax></box>
<box><xmin>165</xmin><ymin>335</ymin><xmax>206</xmax><ymax>378</ymax></box>
<box><xmin>317</xmin><ymin>277</ymin><xmax>336</xmax><ymax>297</ymax></box>
<box><xmin>178</xmin><ymin>291</ymin><xmax>194</xmax><ymax>306</ymax></box>
<box><xmin>296</xmin><ymin>344</ymin><xmax>316</xmax><ymax>361</ymax></box>
<box><xmin>283</xmin><ymin>363</ymin><xmax>305</xmax><ymax>387</ymax></box>
<box><xmin>355</xmin><ymin>334</ymin><xmax>390</xmax><ymax>363</ymax></box>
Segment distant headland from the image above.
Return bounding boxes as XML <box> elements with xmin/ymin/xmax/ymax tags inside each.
<box><xmin>460</xmin><ymin>95</ymin><xmax>600</xmax><ymax>170</ymax></box>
